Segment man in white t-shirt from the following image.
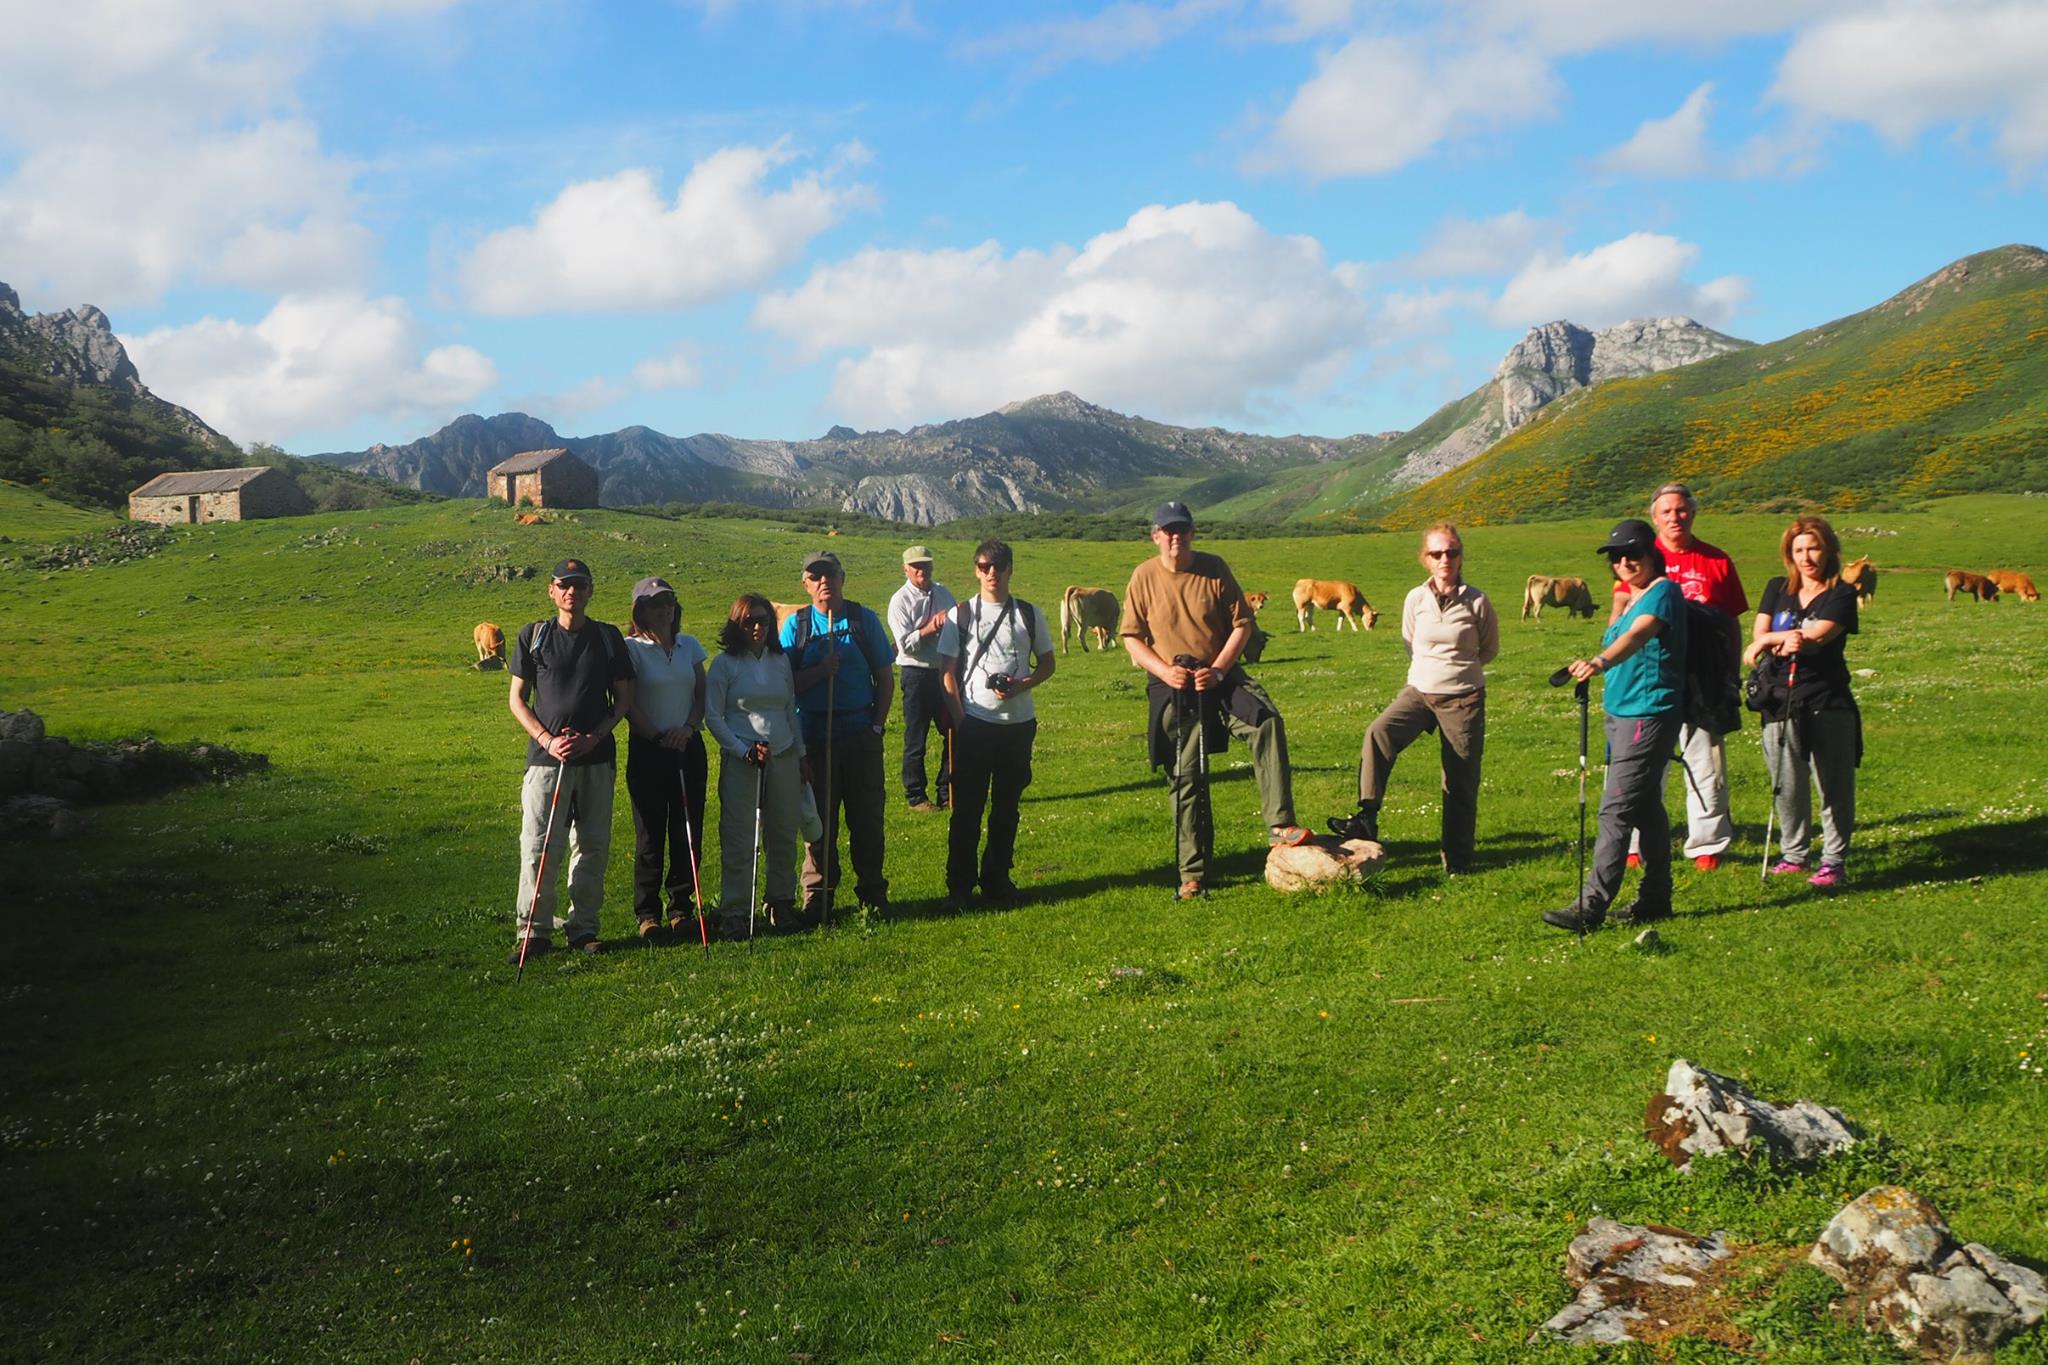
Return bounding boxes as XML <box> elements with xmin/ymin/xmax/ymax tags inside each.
<box><xmin>938</xmin><ymin>538</ymin><xmax>1055</xmax><ymax>905</ymax></box>
<box><xmin>887</xmin><ymin>545</ymin><xmax>957</xmax><ymax>813</ymax></box>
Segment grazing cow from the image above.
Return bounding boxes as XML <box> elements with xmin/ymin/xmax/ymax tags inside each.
<box><xmin>1245</xmin><ymin>591</ymin><xmax>1269</xmax><ymax>617</ymax></box>
<box><xmin>514</xmin><ymin>512</ymin><xmax>543</xmax><ymax>526</ymax></box>
<box><xmin>473</xmin><ymin>621</ymin><xmax>506</xmax><ymax>669</ymax></box>
<box><xmin>1988</xmin><ymin>569</ymin><xmax>2041</xmax><ymax>602</ymax></box>
<box><xmin>1945</xmin><ymin>570</ymin><xmax>2000</xmax><ymax>603</ymax></box>
<box><xmin>1521</xmin><ymin>575</ymin><xmax>1598</xmax><ymax>621</ymax></box>
<box><xmin>1841</xmin><ymin>556</ymin><xmax>1878</xmax><ymax>604</ymax></box>
<box><xmin>1292</xmin><ymin>578</ymin><xmax>1380</xmax><ymax>632</ymax></box>
<box><xmin>1059</xmin><ymin>585</ymin><xmax>1121</xmax><ymax>654</ymax></box>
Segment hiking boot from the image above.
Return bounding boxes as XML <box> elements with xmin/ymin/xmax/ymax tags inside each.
<box><xmin>1767</xmin><ymin>859</ymin><xmax>1807</xmax><ymax>876</ymax></box>
<box><xmin>1269</xmin><ymin>824</ymin><xmax>1312</xmax><ymax>848</ymax></box>
<box><xmin>1176</xmin><ymin>880</ymin><xmax>1207</xmax><ymax>902</ymax></box>
<box><xmin>637</xmin><ymin>918</ymin><xmax>662</xmax><ymax>945</ymax></box>
<box><xmin>568</xmin><ymin>935</ymin><xmax>602</xmax><ymax>955</ymax></box>
<box><xmin>507</xmin><ymin>937</ymin><xmax>552</xmax><ymax>965</ymax></box>
<box><xmin>1542</xmin><ymin>902</ymin><xmax>1605</xmax><ymax>933</ymax></box>
<box><xmin>1693</xmin><ymin>854</ymin><xmax>1721</xmax><ymax>872</ymax></box>
<box><xmin>981</xmin><ymin>879</ymin><xmax>1022</xmax><ymax>904</ymax></box>
<box><xmin>768</xmin><ymin>899</ymin><xmax>807</xmax><ymax>933</ymax></box>
<box><xmin>907</xmin><ymin>799</ymin><xmax>942</xmax><ymax>814</ymax></box>
<box><xmin>1327</xmin><ymin>807</ymin><xmax>1378</xmax><ymax>842</ymax></box>
<box><xmin>1807</xmin><ymin>863</ymin><xmax>1845</xmax><ymax>889</ymax></box>
<box><xmin>858</xmin><ymin>892</ymin><xmax>891</xmax><ymax>918</ymax></box>
<box><xmin>1613</xmin><ymin>899</ymin><xmax>1672</xmax><ymax>925</ymax></box>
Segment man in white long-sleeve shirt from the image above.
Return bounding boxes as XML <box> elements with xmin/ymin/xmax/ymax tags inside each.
<box><xmin>888</xmin><ymin>545</ymin><xmax>957</xmax><ymax>812</ymax></box>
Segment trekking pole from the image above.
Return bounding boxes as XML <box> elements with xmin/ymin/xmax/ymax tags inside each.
<box><xmin>516</xmin><ymin>753</ymin><xmax>568</xmax><ymax>982</ymax></box>
<box><xmin>1760</xmin><ymin>657</ymin><xmax>1798</xmax><ymax>884</ymax></box>
<box><xmin>679</xmin><ymin>765</ymin><xmax>708</xmax><ymax>955</ymax></box>
<box><xmin>1171</xmin><ymin>655</ymin><xmax>1210</xmax><ymax>898</ymax></box>
<box><xmin>1167</xmin><ymin>678</ymin><xmax>1186</xmax><ymax>900</ymax></box>
<box><xmin>822</xmin><ymin>607</ymin><xmax>838</xmax><ymax>931</ymax></box>
<box><xmin>749</xmin><ymin>757</ymin><xmax>764</xmax><ymax>952</ymax></box>
<box><xmin>1549</xmin><ymin>667</ymin><xmax>1590</xmax><ymax>922</ymax></box>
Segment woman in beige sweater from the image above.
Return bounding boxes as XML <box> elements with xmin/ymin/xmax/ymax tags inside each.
<box><xmin>1327</xmin><ymin>522</ymin><xmax>1500</xmax><ymax>872</ymax></box>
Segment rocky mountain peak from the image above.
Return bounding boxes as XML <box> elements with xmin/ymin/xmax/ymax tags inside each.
<box><xmin>1494</xmin><ymin>316</ymin><xmax>1749</xmax><ymax>433</ymax></box>
<box><xmin>996</xmin><ymin>391</ymin><xmax>1110</xmax><ymax>421</ymax></box>
<box><xmin>0</xmin><ymin>282</ymin><xmax>22</xmax><ymax>320</ymax></box>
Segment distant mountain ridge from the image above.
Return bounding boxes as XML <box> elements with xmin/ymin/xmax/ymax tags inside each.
<box><xmin>0</xmin><ymin>283</ymin><xmax>229</xmax><ymax>449</ymax></box>
<box><xmin>316</xmin><ymin>391</ymin><xmax>1400</xmax><ymax>526</ymax></box>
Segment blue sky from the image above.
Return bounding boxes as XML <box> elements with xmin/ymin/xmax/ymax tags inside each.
<box><xmin>3</xmin><ymin>0</ymin><xmax>2043</xmax><ymax>454</ymax></box>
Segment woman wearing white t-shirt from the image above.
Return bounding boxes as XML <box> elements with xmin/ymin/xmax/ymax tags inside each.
<box><xmin>704</xmin><ymin>593</ymin><xmax>808</xmax><ymax>937</ymax></box>
<box><xmin>939</xmin><ymin>539</ymin><xmax>1056</xmax><ymax>905</ymax></box>
<box><xmin>623</xmin><ymin>576</ymin><xmax>709</xmax><ymax>941</ymax></box>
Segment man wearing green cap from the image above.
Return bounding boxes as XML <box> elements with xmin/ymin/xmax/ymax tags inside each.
<box><xmin>505</xmin><ymin>557</ymin><xmax>635</xmax><ymax>961</ymax></box>
<box><xmin>889</xmin><ymin>544</ymin><xmax>956</xmax><ymax>813</ymax></box>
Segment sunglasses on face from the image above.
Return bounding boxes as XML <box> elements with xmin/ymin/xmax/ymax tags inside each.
<box><xmin>745</xmin><ymin>615</ymin><xmax>772</xmax><ymax>626</ymax></box>
<box><xmin>1424</xmin><ymin>548</ymin><xmax>1461</xmax><ymax>559</ymax></box>
<box><xmin>975</xmin><ymin>561</ymin><xmax>1007</xmax><ymax>573</ymax></box>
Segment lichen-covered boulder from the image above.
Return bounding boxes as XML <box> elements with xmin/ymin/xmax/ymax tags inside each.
<box><xmin>1645</xmin><ymin>1058</ymin><xmax>1856</xmax><ymax>1169</ymax></box>
<box><xmin>1264</xmin><ymin>836</ymin><xmax>1383</xmax><ymax>892</ymax></box>
<box><xmin>1535</xmin><ymin>1218</ymin><xmax>1734</xmax><ymax>1346</ymax></box>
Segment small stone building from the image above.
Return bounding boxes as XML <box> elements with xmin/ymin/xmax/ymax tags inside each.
<box><xmin>487</xmin><ymin>448</ymin><xmax>598</xmax><ymax>509</ymax></box>
<box><xmin>128</xmin><ymin>466</ymin><xmax>311</xmax><ymax>525</ymax></box>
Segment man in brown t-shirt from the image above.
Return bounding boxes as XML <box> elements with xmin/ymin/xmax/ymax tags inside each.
<box><xmin>1121</xmin><ymin>500</ymin><xmax>1307</xmax><ymax>899</ymax></box>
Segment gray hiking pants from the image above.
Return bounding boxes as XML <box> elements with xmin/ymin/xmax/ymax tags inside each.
<box><xmin>1582</xmin><ymin>712</ymin><xmax>1679</xmax><ymax>914</ymax></box>
<box><xmin>512</xmin><ymin>760</ymin><xmax>615</xmax><ymax>944</ymax></box>
<box><xmin>1762</xmin><ymin>709</ymin><xmax>1857</xmax><ymax>869</ymax></box>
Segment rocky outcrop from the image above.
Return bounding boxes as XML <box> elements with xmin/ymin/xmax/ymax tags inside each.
<box><xmin>0</xmin><ymin>709</ymin><xmax>268</xmax><ymax>812</ymax></box>
<box><xmin>312</xmin><ymin>391</ymin><xmax>1398</xmax><ymax>527</ymax></box>
<box><xmin>1645</xmin><ymin>1058</ymin><xmax>1858</xmax><ymax>1169</ymax></box>
<box><xmin>1811</xmin><ymin>1186</ymin><xmax>2047</xmax><ymax>1360</ymax></box>
<box><xmin>1535</xmin><ymin>1219</ymin><xmax>1736</xmax><ymax>1346</ymax></box>
<box><xmin>1264</xmin><ymin>837</ymin><xmax>1384</xmax><ymax>891</ymax></box>
<box><xmin>1390</xmin><ymin>317</ymin><xmax>1750</xmax><ymax>487</ymax></box>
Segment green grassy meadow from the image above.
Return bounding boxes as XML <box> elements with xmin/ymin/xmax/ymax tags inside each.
<box><xmin>3</xmin><ymin>491</ymin><xmax>2045</xmax><ymax>1362</ymax></box>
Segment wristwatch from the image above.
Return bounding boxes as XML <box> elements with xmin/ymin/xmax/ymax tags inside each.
<box><xmin>871</xmin><ymin>723</ymin><xmax>886</xmax><ymax>735</ymax></box>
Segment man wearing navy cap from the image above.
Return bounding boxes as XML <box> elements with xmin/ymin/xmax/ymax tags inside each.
<box><xmin>505</xmin><ymin>558</ymin><xmax>636</xmax><ymax>961</ymax></box>
<box><xmin>1120</xmin><ymin>501</ymin><xmax>1309</xmax><ymax>899</ymax></box>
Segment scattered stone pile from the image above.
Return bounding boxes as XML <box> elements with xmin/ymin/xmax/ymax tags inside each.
<box><xmin>1264</xmin><ymin>836</ymin><xmax>1383</xmax><ymax>892</ymax></box>
<box><xmin>25</xmin><ymin>522</ymin><xmax>172</xmax><ymax>571</ymax></box>
<box><xmin>0</xmin><ymin>708</ymin><xmax>268</xmax><ymax>838</ymax></box>
<box><xmin>1536</xmin><ymin>1060</ymin><xmax>2044</xmax><ymax>1357</ymax></box>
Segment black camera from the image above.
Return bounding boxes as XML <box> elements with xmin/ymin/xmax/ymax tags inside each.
<box><xmin>989</xmin><ymin>673</ymin><xmax>1018</xmax><ymax>696</ymax></box>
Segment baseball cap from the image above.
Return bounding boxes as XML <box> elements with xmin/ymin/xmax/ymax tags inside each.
<box><xmin>631</xmin><ymin>575</ymin><xmax>675</xmax><ymax>603</ymax></box>
<box><xmin>551</xmin><ymin>558</ymin><xmax>593</xmax><ymax>585</ymax></box>
<box><xmin>1596</xmin><ymin>519</ymin><xmax>1658</xmax><ymax>558</ymax></box>
<box><xmin>1153</xmin><ymin>500</ymin><xmax>1194</xmax><ymax>531</ymax></box>
<box><xmin>801</xmin><ymin>549</ymin><xmax>842</xmax><ymax>577</ymax></box>
<box><xmin>902</xmin><ymin>545</ymin><xmax>934</xmax><ymax>566</ymax></box>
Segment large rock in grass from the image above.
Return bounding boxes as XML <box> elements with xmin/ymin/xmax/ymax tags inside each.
<box><xmin>1811</xmin><ymin>1186</ymin><xmax>2048</xmax><ymax>1361</ymax></box>
<box><xmin>1645</xmin><ymin>1058</ymin><xmax>1857</xmax><ymax>1169</ymax></box>
<box><xmin>1264</xmin><ymin>836</ymin><xmax>1383</xmax><ymax>892</ymax></box>
<box><xmin>1535</xmin><ymin>1218</ymin><xmax>1735</xmax><ymax>1346</ymax></box>
<box><xmin>0</xmin><ymin>794</ymin><xmax>85</xmax><ymax>840</ymax></box>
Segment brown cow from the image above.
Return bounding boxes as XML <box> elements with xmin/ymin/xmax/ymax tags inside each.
<box><xmin>1988</xmin><ymin>569</ymin><xmax>2040</xmax><ymax>602</ymax></box>
<box><xmin>1521</xmin><ymin>575</ymin><xmax>1597</xmax><ymax>621</ymax></box>
<box><xmin>1841</xmin><ymin>556</ymin><xmax>1877</xmax><ymax>603</ymax></box>
<box><xmin>1059</xmin><ymin>585</ymin><xmax>1121</xmax><ymax>653</ymax></box>
<box><xmin>1245</xmin><ymin>591</ymin><xmax>1269</xmax><ymax>616</ymax></box>
<box><xmin>473</xmin><ymin>621</ymin><xmax>506</xmax><ymax>670</ymax></box>
<box><xmin>514</xmin><ymin>512</ymin><xmax>544</xmax><ymax>526</ymax></box>
<box><xmin>1292</xmin><ymin>578</ymin><xmax>1379</xmax><ymax>632</ymax></box>
<box><xmin>1945</xmin><ymin>570</ymin><xmax>2000</xmax><ymax>603</ymax></box>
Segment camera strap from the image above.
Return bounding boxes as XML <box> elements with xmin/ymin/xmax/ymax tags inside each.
<box><xmin>960</xmin><ymin>596</ymin><xmax>1018</xmax><ymax>688</ymax></box>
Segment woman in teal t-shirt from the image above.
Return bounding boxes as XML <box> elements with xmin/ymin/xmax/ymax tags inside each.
<box><xmin>1544</xmin><ymin>519</ymin><xmax>1687</xmax><ymax>934</ymax></box>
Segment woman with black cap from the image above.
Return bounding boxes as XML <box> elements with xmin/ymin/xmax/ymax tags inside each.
<box><xmin>623</xmin><ymin>576</ymin><xmax>709</xmax><ymax>942</ymax></box>
<box><xmin>1544</xmin><ymin>519</ymin><xmax>1687</xmax><ymax>933</ymax></box>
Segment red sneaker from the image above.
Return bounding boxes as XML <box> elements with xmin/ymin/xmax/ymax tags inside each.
<box><xmin>1694</xmin><ymin>854</ymin><xmax>1721</xmax><ymax>871</ymax></box>
<box><xmin>1625</xmin><ymin>853</ymin><xmax>1642</xmax><ymax>870</ymax></box>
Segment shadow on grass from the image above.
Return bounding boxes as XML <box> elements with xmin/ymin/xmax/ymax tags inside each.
<box><xmin>1853</xmin><ymin>811</ymin><xmax>2048</xmax><ymax>889</ymax></box>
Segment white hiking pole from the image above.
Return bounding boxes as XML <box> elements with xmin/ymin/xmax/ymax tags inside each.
<box><xmin>1548</xmin><ymin>667</ymin><xmax>1591</xmax><ymax>928</ymax></box>
<box><xmin>678</xmin><ymin>767</ymin><xmax>708</xmax><ymax>955</ymax></box>
<box><xmin>748</xmin><ymin>758</ymin><xmax>764</xmax><ymax>951</ymax></box>
<box><xmin>821</xmin><ymin>607</ymin><xmax>838</xmax><ymax>931</ymax></box>
<box><xmin>1760</xmin><ymin>657</ymin><xmax>1798</xmax><ymax>884</ymax></box>
<box><xmin>1168</xmin><ymin>682</ymin><xmax>1186</xmax><ymax>899</ymax></box>
<box><xmin>516</xmin><ymin>754</ymin><xmax>568</xmax><ymax>982</ymax></box>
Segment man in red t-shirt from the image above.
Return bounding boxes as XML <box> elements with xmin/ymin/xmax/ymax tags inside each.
<box><xmin>1610</xmin><ymin>483</ymin><xmax>1747</xmax><ymax>869</ymax></box>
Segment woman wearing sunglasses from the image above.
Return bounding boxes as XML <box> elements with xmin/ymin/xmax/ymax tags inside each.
<box><xmin>1742</xmin><ymin>515</ymin><xmax>1859</xmax><ymax>889</ymax></box>
<box><xmin>704</xmin><ymin>593</ymin><xmax>808</xmax><ymax>937</ymax></box>
<box><xmin>1544</xmin><ymin>518</ymin><xmax>1687</xmax><ymax>933</ymax></box>
<box><xmin>1327</xmin><ymin>522</ymin><xmax>1499</xmax><ymax>874</ymax></box>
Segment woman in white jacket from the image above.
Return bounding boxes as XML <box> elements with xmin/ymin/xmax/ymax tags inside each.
<box><xmin>704</xmin><ymin>593</ymin><xmax>808</xmax><ymax>937</ymax></box>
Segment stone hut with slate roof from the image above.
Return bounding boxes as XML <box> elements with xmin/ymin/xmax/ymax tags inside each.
<box><xmin>128</xmin><ymin>466</ymin><xmax>311</xmax><ymax>524</ymax></box>
<box><xmin>487</xmin><ymin>448</ymin><xmax>598</xmax><ymax>509</ymax></box>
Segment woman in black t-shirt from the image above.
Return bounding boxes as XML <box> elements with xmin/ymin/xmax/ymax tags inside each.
<box><xmin>1742</xmin><ymin>515</ymin><xmax>1859</xmax><ymax>888</ymax></box>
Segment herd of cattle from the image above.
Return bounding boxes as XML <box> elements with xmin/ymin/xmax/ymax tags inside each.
<box><xmin>467</xmin><ymin>559</ymin><xmax>2039</xmax><ymax>666</ymax></box>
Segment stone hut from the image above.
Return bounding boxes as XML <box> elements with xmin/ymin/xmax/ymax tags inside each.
<box><xmin>128</xmin><ymin>466</ymin><xmax>311</xmax><ymax>525</ymax></box>
<box><xmin>487</xmin><ymin>448</ymin><xmax>598</xmax><ymax>509</ymax></box>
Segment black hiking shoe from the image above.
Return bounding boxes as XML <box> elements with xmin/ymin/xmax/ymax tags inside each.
<box><xmin>1542</xmin><ymin>903</ymin><xmax>1605</xmax><ymax>934</ymax></box>
<box><xmin>1327</xmin><ymin>807</ymin><xmax>1379</xmax><ymax>842</ymax></box>
<box><xmin>1613</xmin><ymin>899</ymin><xmax>1672</xmax><ymax>926</ymax></box>
<box><xmin>507</xmin><ymin>937</ymin><xmax>552</xmax><ymax>965</ymax></box>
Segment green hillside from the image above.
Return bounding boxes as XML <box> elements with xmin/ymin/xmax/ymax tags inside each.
<box><xmin>4</xmin><ymin>488</ymin><xmax>2046</xmax><ymax>1360</ymax></box>
<box><xmin>1378</xmin><ymin>245</ymin><xmax>2048</xmax><ymax>527</ymax></box>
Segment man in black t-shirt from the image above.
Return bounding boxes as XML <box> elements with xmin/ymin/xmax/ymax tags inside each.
<box><xmin>506</xmin><ymin>557</ymin><xmax>636</xmax><ymax>961</ymax></box>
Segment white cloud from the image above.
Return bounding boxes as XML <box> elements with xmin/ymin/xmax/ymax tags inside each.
<box><xmin>1469</xmin><ymin>0</ymin><xmax>1855</xmax><ymax>56</ymax></box>
<box><xmin>460</xmin><ymin>142</ymin><xmax>875</xmax><ymax>315</ymax></box>
<box><xmin>1407</xmin><ymin>211</ymin><xmax>1559</xmax><ymax>278</ymax></box>
<box><xmin>954</xmin><ymin>0</ymin><xmax>1236</xmax><ymax>72</ymax></box>
<box><xmin>632</xmin><ymin>348</ymin><xmax>704</xmax><ymax>392</ymax></box>
<box><xmin>123</xmin><ymin>293</ymin><xmax>497</xmax><ymax>446</ymax></box>
<box><xmin>1491</xmin><ymin>233</ymin><xmax>1749</xmax><ymax>329</ymax></box>
<box><xmin>1246</xmin><ymin>36</ymin><xmax>1560</xmax><ymax>178</ymax></box>
<box><xmin>754</xmin><ymin>200</ymin><xmax>1371</xmax><ymax>427</ymax></box>
<box><xmin>1377</xmin><ymin>288</ymin><xmax>1491</xmax><ymax>338</ymax></box>
<box><xmin>1597</xmin><ymin>82</ymin><xmax>1716</xmax><ymax>177</ymax></box>
<box><xmin>1254</xmin><ymin>0</ymin><xmax>1362</xmax><ymax>40</ymax></box>
<box><xmin>1771</xmin><ymin>2</ymin><xmax>2048</xmax><ymax>168</ymax></box>
<box><xmin>0</xmin><ymin>0</ymin><xmax>454</xmax><ymax>306</ymax></box>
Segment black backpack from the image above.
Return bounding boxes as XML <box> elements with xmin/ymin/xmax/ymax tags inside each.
<box><xmin>1680</xmin><ymin>601</ymin><xmax>1741</xmax><ymax>735</ymax></box>
<box><xmin>786</xmin><ymin>600</ymin><xmax>888</xmax><ymax>686</ymax></box>
<box><xmin>950</xmin><ymin>597</ymin><xmax>1041</xmax><ymax>689</ymax></box>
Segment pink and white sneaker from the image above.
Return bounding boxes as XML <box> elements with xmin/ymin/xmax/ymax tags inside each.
<box><xmin>1768</xmin><ymin>859</ymin><xmax>1807</xmax><ymax>876</ymax></box>
<box><xmin>1807</xmin><ymin>863</ymin><xmax>1845</xmax><ymax>889</ymax></box>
